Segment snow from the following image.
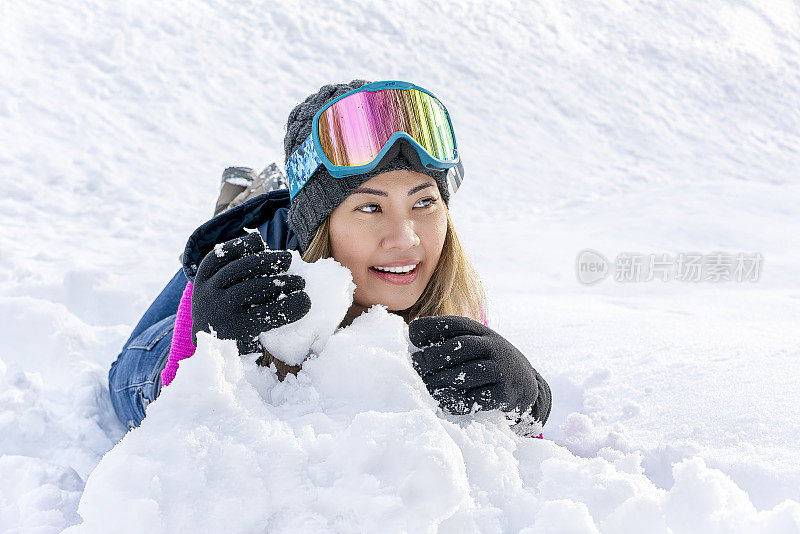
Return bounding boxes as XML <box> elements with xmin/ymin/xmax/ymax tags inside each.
<box><xmin>258</xmin><ymin>250</ymin><xmax>356</xmax><ymax>365</ymax></box>
<box><xmin>223</xmin><ymin>177</ymin><xmax>253</xmax><ymax>188</ymax></box>
<box><xmin>61</xmin><ymin>309</ymin><xmax>800</xmax><ymax>533</ymax></box>
<box><xmin>2</xmin><ymin>0</ymin><xmax>800</xmax><ymax>531</ymax></box>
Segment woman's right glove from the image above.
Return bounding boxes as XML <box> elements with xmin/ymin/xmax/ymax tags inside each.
<box><xmin>191</xmin><ymin>232</ymin><xmax>311</xmax><ymax>354</ymax></box>
<box><xmin>409</xmin><ymin>315</ymin><xmax>551</xmax><ymax>432</ymax></box>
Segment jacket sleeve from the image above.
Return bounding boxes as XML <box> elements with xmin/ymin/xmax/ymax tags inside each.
<box><xmin>160</xmin><ymin>282</ymin><xmax>196</xmax><ymax>388</ymax></box>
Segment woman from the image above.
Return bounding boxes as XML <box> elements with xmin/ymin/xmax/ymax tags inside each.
<box><xmin>109</xmin><ymin>80</ymin><xmax>551</xmax><ymax>437</ymax></box>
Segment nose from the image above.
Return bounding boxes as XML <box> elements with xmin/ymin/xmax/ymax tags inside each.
<box><xmin>382</xmin><ymin>216</ymin><xmax>420</xmax><ymax>250</ymax></box>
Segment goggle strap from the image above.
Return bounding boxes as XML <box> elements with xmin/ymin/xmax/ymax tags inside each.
<box><xmin>286</xmin><ymin>134</ymin><xmax>323</xmax><ymax>201</ymax></box>
<box><xmin>447</xmin><ymin>160</ymin><xmax>464</xmax><ymax>195</ymax></box>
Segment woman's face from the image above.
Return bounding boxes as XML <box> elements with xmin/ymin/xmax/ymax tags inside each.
<box><xmin>329</xmin><ymin>169</ymin><xmax>448</xmax><ymax>313</ymax></box>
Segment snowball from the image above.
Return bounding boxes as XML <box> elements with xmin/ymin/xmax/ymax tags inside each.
<box><xmin>258</xmin><ymin>250</ymin><xmax>355</xmax><ymax>365</ymax></box>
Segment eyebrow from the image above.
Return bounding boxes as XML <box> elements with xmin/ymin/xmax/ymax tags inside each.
<box><xmin>351</xmin><ymin>182</ymin><xmax>435</xmax><ymax>197</ymax></box>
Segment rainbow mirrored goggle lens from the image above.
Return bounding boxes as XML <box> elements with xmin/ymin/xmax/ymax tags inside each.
<box><xmin>317</xmin><ymin>88</ymin><xmax>457</xmax><ymax>167</ymax></box>
<box><xmin>285</xmin><ymin>82</ymin><xmax>461</xmax><ymax>201</ymax></box>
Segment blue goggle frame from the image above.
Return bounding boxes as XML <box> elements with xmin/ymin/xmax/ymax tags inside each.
<box><xmin>284</xmin><ymin>80</ymin><xmax>464</xmax><ymax>202</ymax></box>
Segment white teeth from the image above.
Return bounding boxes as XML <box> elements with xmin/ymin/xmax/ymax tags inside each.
<box><xmin>373</xmin><ymin>264</ymin><xmax>416</xmax><ymax>274</ymax></box>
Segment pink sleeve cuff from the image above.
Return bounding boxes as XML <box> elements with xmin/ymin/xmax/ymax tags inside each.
<box><xmin>161</xmin><ymin>281</ymin><xmax>195</xmax><ymax>388</ymax></box>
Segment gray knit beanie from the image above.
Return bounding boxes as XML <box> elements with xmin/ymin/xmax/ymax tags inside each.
<box><xmin>285</xmin><ymin>80</ymin><xmax>451</xmax><ymax>254</ymax></box>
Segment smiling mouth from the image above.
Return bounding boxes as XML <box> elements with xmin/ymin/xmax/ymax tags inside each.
<box><xmin>368</xmin><ymin>263</ymin><xmax>420</xmax><ymax>285</ymax></box>
<box><xmin>369</xmin><ymin>264</ymin><xmax>419</xmax><ymax>275</ymax></box>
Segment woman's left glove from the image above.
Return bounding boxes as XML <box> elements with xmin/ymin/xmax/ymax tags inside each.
<box><xmin>409</xmin><ymin>315</ymin><xmax>551</xmax><ymax>429</ymax></box>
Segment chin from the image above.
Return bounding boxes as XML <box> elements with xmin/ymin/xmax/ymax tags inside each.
<box><xmin>387</xmin><ymin>296</ymin><xmax>422</xmax><ymax>312</ymax></box>
<box><xmin>357</xmin><ymin>293</ymin><xmax>420</xmax><ymax>313</ymax></box>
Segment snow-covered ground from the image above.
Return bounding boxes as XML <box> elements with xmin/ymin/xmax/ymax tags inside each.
<box><xmin>2</xmin><ymin>0</ymin><xmax>799</xmax><ymax>532</ymax></box>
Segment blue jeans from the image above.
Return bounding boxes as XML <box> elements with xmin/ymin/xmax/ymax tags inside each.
<box><xmin>108</xmin><ymin>269</ymin><xmax>188</xmax><ymax>429</ymax></box>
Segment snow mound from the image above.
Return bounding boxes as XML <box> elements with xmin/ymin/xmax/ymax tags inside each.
<box><xmin>65</xmin><ymin>306</ymin><xmax>800</xmax><ymax>533</ymax></box>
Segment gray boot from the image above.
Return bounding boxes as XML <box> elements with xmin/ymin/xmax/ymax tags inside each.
<box><xmin>214</xmin><ymin>167</ymin><xmax>258</xmax><ymax>217</ymax></box>
<box><xmin>257</xmin><ymin>162</ymin><xmax>288</xmax><ymax>192</ymax></box>
<box><xmin>213</xmin><ymin>163</ymin><xmax>288</xmax><ymax>216</ymax></box>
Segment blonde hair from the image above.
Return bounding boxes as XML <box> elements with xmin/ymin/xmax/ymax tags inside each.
<box><xmin>301</xmin><ymin>201</ymin><xmax>487</xmax><ymax>324</ymax></box>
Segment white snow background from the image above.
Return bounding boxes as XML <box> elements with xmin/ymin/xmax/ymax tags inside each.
<box><xmin>1</xmin><ymin>0</ymin><xmax>799</xmax><ymax>532</ymax></box>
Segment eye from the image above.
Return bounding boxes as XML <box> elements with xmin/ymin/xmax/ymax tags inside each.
<box><xmin>356</xmin><ymin>203</ymin><xmax>380</xmax><ymax>213</ymax></box>
<box><xmin>414</xmin><ymin>197</ymin><xmax>437</xmax><ymax>209</ymax></box>
<box><xmin>355</xmin><ymin>197</ymin><xmax>437</xmax><ymax>213</ymax></box>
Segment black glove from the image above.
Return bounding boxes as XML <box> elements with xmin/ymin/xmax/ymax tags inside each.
<box><xmin>191</xmin><ymin>232</ymin><xmax>311</xmax><ymax>354</ymax></box>
<box><xmin>409</xmin><ymin>315</ymin><xmax>551</xmax><ymax>429</ymax></box>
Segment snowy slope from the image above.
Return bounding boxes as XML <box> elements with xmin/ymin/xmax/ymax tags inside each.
<box><xmin>2</xmin><ymin>0</ymin><xmax>800</xmax><ymax>531</ymax></box>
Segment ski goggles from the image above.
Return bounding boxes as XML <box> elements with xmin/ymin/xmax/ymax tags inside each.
<box><xmin>285</xmin><ymin>80</ymin><xmax>464</xmax><ymax>201</ymax></box>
